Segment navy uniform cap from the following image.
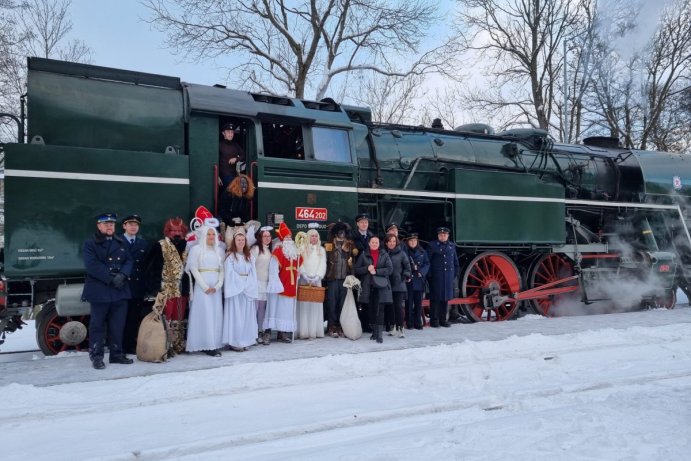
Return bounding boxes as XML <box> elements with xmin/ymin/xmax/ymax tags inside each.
<box><xmin>355</xmin><ymin>212</ymin><xmax>369</xmax><ymax>222</ymax></box>
<box><xmin>122</xmin><ymin>214</ymin><xmax>142</xmax><ymax>225</ymax></box>
<box><xmin>96</xmin><ymin>212</ymin><xmax>117</xmax><ymax>223</ymax></box>
<box><xmin>405</xmin><ymin>232</ymin><xmax>419</xmax><ymax>240</ymax></box>
<box><xmin>221</xmin><ymin>122</ymin><xmax>239</xmax><ymax>132</ymax></box>
<box><xmin>436</xmin><ymin>226</ymin><xmax>450</xmax><ymax>234</ymax></box>
<box><xmin>385</xmin><ymin>223</ymin><xmax>398</xmax><ymax>232</ymax></box>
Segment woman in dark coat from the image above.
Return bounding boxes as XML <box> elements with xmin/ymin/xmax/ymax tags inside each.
<box><xmin>353</xmin><ymin>235</ymin><xmax>393</xmax><ymax>343</ymax></box>
<box><xmin>384</xmin><ymin>234</ymin><xmax>411</xmax><ymax>338</ymax></box>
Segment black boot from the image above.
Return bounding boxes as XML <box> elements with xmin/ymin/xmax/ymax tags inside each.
<box><xmin>370</xmin><ymin>324</ymin><xmax>376</xmax><ymax>340</ymax></box>
<box><xmin>376</xmin><ymin>324</ymin><xmax>383</xmax><ymax>343</ymax></box>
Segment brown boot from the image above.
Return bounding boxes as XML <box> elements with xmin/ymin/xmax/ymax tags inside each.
<box><xmin>262</xmin><ymin>330</ymin><xmax>271</xmax><ymax>345</ymax></box>
<box><xmin>278</xmin><ymin>332</ymin><xmax>292</xmax><ymax>343</ymax></box>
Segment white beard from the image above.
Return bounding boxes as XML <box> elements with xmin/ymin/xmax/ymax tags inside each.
<box><xmin>282</xmin><ymin>239</ymin><xmax>298</xmax><ymax>260</ymax></box>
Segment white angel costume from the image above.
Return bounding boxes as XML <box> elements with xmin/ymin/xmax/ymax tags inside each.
<box><xmin>185</xmin><ymin>227</ymin><xmax>225</xmax><ymax>352</ymax></box>
<box><xmin>222</xmin><ymin>252</ymin><xmax>259</xmax><ymax>348</ymax></box>
<box><xmin>297</xmin><ymin>237</ymin><xmax>326</xmax><ymax>339</ymax></box>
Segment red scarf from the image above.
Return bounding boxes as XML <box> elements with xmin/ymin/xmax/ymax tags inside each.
<box><xmin>371</xmin><ymin>248</ymin><xmax>379</xmax><ymax>267</ymax></box>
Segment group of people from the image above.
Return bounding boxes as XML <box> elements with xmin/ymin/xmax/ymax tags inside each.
<box><xmin>81</xmin><ymin>208</ymin><xmax>460</xmax><ymax>369</ymax></box>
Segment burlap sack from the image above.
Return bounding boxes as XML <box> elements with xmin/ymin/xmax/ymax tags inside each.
<box><xmin>136</xmin><ymin>310</ymin><xmax>169</xmax><ymax>363</ymax></box>
<box><xmin>340</xmin><ymin>275</ymin><xmax>362</xmax><ymax>340</ymax></box>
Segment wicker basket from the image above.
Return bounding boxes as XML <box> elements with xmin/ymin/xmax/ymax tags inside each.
<box><xmin>297</xmin><ymin>285</ymin><xmax>326</xmax><ymax>303</ymax></box>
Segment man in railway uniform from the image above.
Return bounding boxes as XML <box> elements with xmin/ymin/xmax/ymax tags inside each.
<box><xmin>351</xmin><ymin>213</ymin><xmax>373</xmax><ymax>331</ymax></box>
<box><xmin>264</xmin><ymin>222</ymin><xmax>302</xmax><ymax>343</ymax></box>
<box><xmin>120</xmin><ymin>214</ymin><xmax>150</xmax><ymax>355</ymax></box>
<box><xmin>145</xmin><ymin>217</ymin><xmax>191</xmax><ymax>355</ymax></box>
<box><xmin>405</xmin><ymin>232</ymin><xmax>430</xmax><ymax>330</ymax></box>
<box><xmin>324</xmin><ymin>221</ymin><xmax>356</xmax><ymax>337</ymax></box>
<box><xmin>82</xmin><ymin>212</ymin><xmax>134</xmax><ymax>370</ymax></box>
<box><xmin>427</xmin><ymin>226</ymin><xmax>459</xmax><ymax>328</ymax></box>
<box><xmin>219</xmin><ymin>122</ymin><xmax>246</xmax><ymax>188</ymax></box>
<box><xmin>351</xmin><ymin>212</ymin><xmax>373</xmax><ymax>254</ymax></box>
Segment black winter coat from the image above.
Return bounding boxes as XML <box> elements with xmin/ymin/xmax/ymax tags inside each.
<box><xmin>82</xmin><ymin>233</ymin><xmax>133</xmax><ymax>303</ymax></box>
<box><xmin>387</xmin><ymin>245</ymin><xmax>411</xmax><ymax>294</ymax></box>
<box><xmin>406</xmin><ymin>245</ymin><xmax>430</xmax><ymax>292</ymax></box>
<box><xmin>427</xmin><ymin>239</ymin><xmax>459</xmax><ymax>301</ymax></box>
<box><xmin>353</xmin><ymin>249</ymin><xmax>393</xmax><ymax>304</ymax></box>
<box><xmin>122</xmin><ymin>235</ymin><xmax>150</xmax><ymax>299</ymax></box>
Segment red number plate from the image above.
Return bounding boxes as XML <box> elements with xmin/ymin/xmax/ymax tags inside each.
<box><xmin>295</xmin><ymin>207</ymin><xmax>328</xmax><ymax>221</ymax></box>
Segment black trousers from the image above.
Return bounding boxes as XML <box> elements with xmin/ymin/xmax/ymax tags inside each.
<box><xmin>326</xmin><ymin>279</ymin><xmax>347</xmax><ymax>328</ymax></box>
<box><xmin>429</xmin><ymin>300</ymin><xmax>448</xmax><ymax>326</ymax></box>
<box><xmin>406</xmin><ymin>288</ymin><xmax>424</xmax><ymax>328</ymax></box>
<box><xmin>123</xmin><ymin>298</ymin><xmax>146</xmax><ymax>354</ymax></box>
<box><xmin>367</xmin><ymin>288</ymin><xmax>384</xmax><ymax>326</ymax></box>
<box><xmin>385</xmin><ymin>291</ymin><xmax>406</xmax><ymax>329</ymax></box>
<box><xmin>89</xmin><ymin>300</ymin><xmax>127</xmax><ymax>360</ymax></box>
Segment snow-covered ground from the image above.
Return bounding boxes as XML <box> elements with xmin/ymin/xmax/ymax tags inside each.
<box><xmin>2</xmin><ymin>306</ymin><xmax>691</xmax><ymax>461</ymax></box>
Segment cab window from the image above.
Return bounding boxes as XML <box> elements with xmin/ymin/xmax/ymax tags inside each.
<box><xmin>262</xmin><ymin>122</ymin><xmax>304</xmax><ymax>160</ymax></box>
<box><xmin>312</xmin><ymin>127</ymin><xmax>351</xmax><ymax>163</ymax></box>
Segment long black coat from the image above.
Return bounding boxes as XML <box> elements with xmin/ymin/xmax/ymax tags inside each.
<box><xmin>427</xmin><ymin>239</ymin><xmax>459</xmax><ymax>301</ymax></box>
<box><xmin>82</xmin><ymin>233</ymin><xmax>133</xmax><ymax>303</ymax></box>
<box><xmin>406</xmin><ymin>245</ymin><xmax>430</xmax><ymax>292</ymax></box>
<box><xmin>122</xmin><ymin>235</ymin><xmax>150</xmax><ymax>299</ymax></box>
<box><xmin>387</xmin><ymin>245</ymin><xmax>411</xmax><ymax>294</ymax></box>
<box><xmin>353</xmin><ymin>249</ymin><xmax>393</xmax><ymax>304</ymax></box>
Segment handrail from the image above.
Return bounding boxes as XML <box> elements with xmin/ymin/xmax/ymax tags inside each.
<box><xmin>0</xmin><ymin>113</ymin><xmax>24</xmax><ymax>143</ymax></box>
<box><xmin>213</xmin><ymin>164</ymin><xmax>219</xmax><ymax>217</ymax></box>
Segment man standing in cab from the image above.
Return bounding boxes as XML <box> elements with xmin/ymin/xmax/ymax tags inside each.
<box><xmin>427</xmin><ymin>226</ymin><xmax>459</xmax><ymax>328</ymax></box>
<box><xmin>82</xmin><ymin>213</ymin><xmax>134</xmax><ymax>369</ymax></box>
<box><xmin>219</xmin><ymin>122</ymin><xmax>246</xmax><ymax>188</ymax></box>
<box><xmin>121</xmin><ymin>214</ymin><xmax>149</xmax><ymax>355</ymax></box>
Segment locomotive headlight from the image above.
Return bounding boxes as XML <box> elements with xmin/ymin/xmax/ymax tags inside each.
<box><xmin>659</xmin><ymin>264</ymin><xmax>671</xmax><ymax>272</ymax></box>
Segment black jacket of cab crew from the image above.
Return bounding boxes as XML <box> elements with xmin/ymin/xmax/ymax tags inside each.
<box><xmin>350</xmin><ymin>229</ymin><xmax>373</xmax><ymax>255</ymax></box>
<box><xmin>122</xmin><ymin>235</ymin><xmax>150</xmax><ymax>299</ymax></box>
<box><xmin>82</xmin><ymin>233</ymin><xmax>133</xmax><ymax>303</ymax></box>
<box><xmin>353</xmin><ymin>249</ymin><xmax>393</xmax><ymax>305</ymax></box>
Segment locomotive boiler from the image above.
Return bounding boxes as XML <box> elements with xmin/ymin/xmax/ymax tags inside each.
<box><xmin>1</xmin><ymin>57</ymin><xmax>690</xmax><ymax>354</ymax></box>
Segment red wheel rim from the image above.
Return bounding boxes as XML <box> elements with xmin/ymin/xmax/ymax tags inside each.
<box><xmin>529</xmin><ymin>254</ymin><xmax>579</xmax><ymax>316</ymax></box>
<box><xmin>462</xmin><ymin>252</ymin><xmax>521</xmax><ymax>321</ymax></box>
<box><xmin>657</xmin><ymin>290</ymin><xmax>676</xmax><ymax>309</ymax></box>
<box><xmin>42</xmin><ymin>312</ymin><xmax>90</xmax><ymax>354</ymax></box>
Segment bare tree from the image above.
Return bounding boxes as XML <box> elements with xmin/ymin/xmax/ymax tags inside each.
<box><xmin>639</xmin><ymin>0</ymin><xmax>691</xmax><ymax>149</ymax></box>
<box><xmin>16</xmin><ymin>0</ymin><xmax>91</xmax><ymax>62</ymax></box>
<box><xmin>0</xmin><ymin>1</ymin><xmax>25</xmax><ymax>142</ymax></box>
<box><xmin>586</xmin><ymin>0</ymin><xmax>691</xmax><ymax>150</ymax></box>
<box><xmin>420</xmin><ymin>84</ymin><xmax>468</xmax><ymax>130</ymax></box>
<box><xmin>0</xmin><ymin>0</ymin><xmax>91</xmax><ymax>144</ymax></box>
<box><xmin>453</xmin><ymin>0</ymin><xmax>580</xmax><ymax>131</ymax></box>
<box><xmin>142</xmin><ymin>0</ymin><xmax>445</xmax><ymax>99</ymax></box>
<box><xmin>350</xmin><ymin>70</ymin><xmax>426</xmax><ymax>124</ymax></box>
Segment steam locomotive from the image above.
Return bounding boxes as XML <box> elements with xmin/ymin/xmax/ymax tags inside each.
<box><xmin>2</xmin><ymin>57</ymin><xmax>690</xmax><ymax>354</ymax></box>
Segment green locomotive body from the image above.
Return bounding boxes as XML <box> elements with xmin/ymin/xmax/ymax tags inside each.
<box><xmin>2</xmin><ymin>58</ymin><xmax>690</xmax><ymax>354</ymax></box>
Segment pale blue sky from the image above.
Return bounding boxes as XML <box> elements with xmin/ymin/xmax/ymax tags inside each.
<box><xmin>69</xmin><ymin>1</ymin><xmax>227</xmax><ymax>85</ymax></box>
<box><xmin>68</xmin><ymin>0</ymin><xmax>458</xmax><ymax>92</ymax></box>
